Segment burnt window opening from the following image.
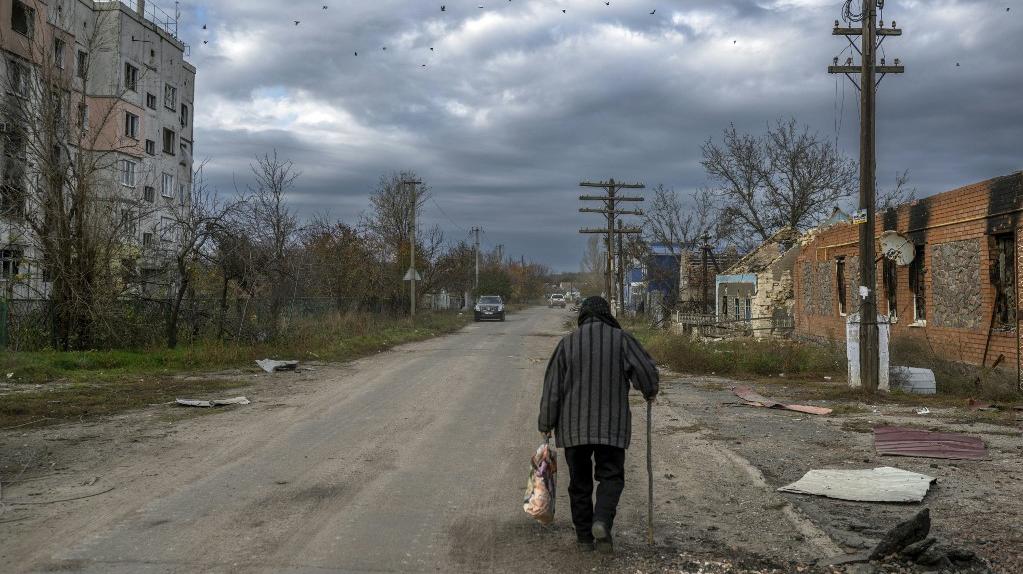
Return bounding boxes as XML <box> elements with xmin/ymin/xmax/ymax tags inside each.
<box><xmin>991</xmin><ymin>234</ymin><xmax>1016</xmax><ymax>329</ymax></box>
<box><xmin>883</xmin><ymin>258</ymin><xmax>898</xmax><ymax>320</ymax></box>
<box><xmin>909</xmin><ymin>244</ymin><xmax>926</xmax><ymax>323</ymax></box>
<box><xmin>836</xmin><ymin>257</ymin><xmax>847</xmax><ymax>315</ymax></box>
<box><xmin>1</xmin><ymin>248</ymin><xmax>23</xmax><ymax>279</ymax></box>
<box><xmin>721</xmin><ymin>295</ymin><xmax>728</xmax><ymax>319</ymax></box>
<box><xmin>11</xmin><ymin>1</ymin><xmax>35</xmax><ymax>38</ymax></box>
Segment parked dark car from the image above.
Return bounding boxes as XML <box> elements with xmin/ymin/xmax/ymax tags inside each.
<box><xmin>474</xmin><ymin>295</ymin><xmax>505</xmax><ymax>322</ymax></box>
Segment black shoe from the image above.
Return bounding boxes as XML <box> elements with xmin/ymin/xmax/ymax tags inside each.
<box><xmin>591</xmin><ymin>521</ymin><xmax>613</xmax><ymax>554</ymax></box>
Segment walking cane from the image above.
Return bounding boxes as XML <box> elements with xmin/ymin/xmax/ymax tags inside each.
<box><xmin>646</xmin><ymin>398</ymin><xmax>654</xmax><ymax>546</ymax></box>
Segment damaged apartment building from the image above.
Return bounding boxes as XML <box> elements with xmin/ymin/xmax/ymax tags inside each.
<box><xmin>1</xmin><ymin>0</ymin><xmax>195</xmax><ymax>299</ymax></box>
<box><xmin>715</xmin><ymin>227</ymin><xmax>801</xmax><ymax>338</ymax></box>
<box><xmin>794</xmin><ymin>171</ymin><xmax>1023</xmax><ymax>372</ymax></box>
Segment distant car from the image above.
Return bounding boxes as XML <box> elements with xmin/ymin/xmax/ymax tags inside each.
<box><xmin>474</xmin><ymin>295</ymin><xmax>505</xmax><ymax>322</ymax></box>
<box><xmin>548</xmin><ymin>294</ymin><xmax>566</xmax><ymax>308</ymax></box>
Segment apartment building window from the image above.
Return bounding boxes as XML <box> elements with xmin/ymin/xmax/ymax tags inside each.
<box><xmin>120</xmin><ymin>159</ymin><xmax>137</xmax><ymax>187</ymax></box>
<box><xmin>744</xmin><ymin>297</ymin><xmax>752</xmax><ymax>321</ymax></box>
<box><xmin>146</xmin><ymin>93</ymin><xmax>157</xmax><ymax>109</ymax></box>
<box><xmin>164</xmin><ymin>84</ymin><xmax>177</xmax><ymax>109</ymax></box>
<box><xmin>7</xmin><ymin>59</ymin><xmax>30</xmax><ymax>98</ymax></box>
<box><xmin>180</xmin><ymin>104</ymin><xmax>189</xmax><ymax>127</ymax></box>
<box><xmin>178</xmin><ymin>182</ymin><xmax>187</xmax><ymax>204</ymax></box>
<box><xmin>145</xmin><ymin>139</ymin><xmax>155</xmax><ymax>155</ymax></box>
<box><xmin>160</xmin><ymin>216</ymin><xmax>176</xmax><ymax>242</ymax></box>
<box><xmin>836</xmin><ymin>257</ymin><xmax>847</xmax><ymax>315</ymax></box>
<box><xmin>124</xmin><ymin>111</ymin><xmax>139</xmax><ymax>139</ymax></box>
<box><xmin>142</xmin><ymin>232</ymin><xmax>154</xmax><ymax>247</ymax></box>
<box><xmin>734</xmin><ymin>297</ymin><xmax>740</xmax><ymax>321</ymax></box>
<box><xmin>721</xmin><ymin>295</ymin><xmax>728</xmax><ymax>319</ymax></box>
<box><xmin>78</xmin><ymin>103</ymin><xmax>89</xmax><ymax>131</ymax></box>
<box><xmin>1</xmin><ymin>248</ymin><xmax>22</xmax><ymax>279</ymax></box>
<box><xmin>910</xmin><ymin>244</ymin><xmax>926</xmax><ymax>324</ymax></box>
<box><xmin>161</xmin><ymin>173</ymin><xmax>174</xmax><ymax>197</ymax></box>
<box><xmin>162</xmin><ymin>128</ymin><xmax>176</xmax><ymax>154</ymax></box>
<box><xmin>54</xmin><ymin>38</ymin><xmax>66</xmax><ymax>69</ymax></box>
<box><xmin>883</xmin><ymin>258</ymin><xmax>898</xmax><ymax>321</ymax></box>
<box><xmin>1</xmin><ymin>161</ymin><xmax>26</xmax><ymax>220</ymax></box>
<box><xmin>11</xmin><ymin>1</ymin><xmax>34</xmax><ymax>38</ymax></box>
<box><xmin>76</xmin><ymin>50</ymin><xmax>88</xmax><ymax>79</ymax></box>
<box><xmin>120</xmin><ymin>209</ymin><xmax>137</xmax><ymax>236</ymax></box>
<box><xmin>992</xmin><ymin>234</ymin><xmax>1016</xmax><ymax>328</ymax></box>
<box><xmin>143</xmin><ymin>185</ymin><xmax>155</xmax><ymax>203</ymax></box>
<box><xmin>124</xmin><ymin>63</ymin><xmax>139</xmax><ymax>92</ymax></box>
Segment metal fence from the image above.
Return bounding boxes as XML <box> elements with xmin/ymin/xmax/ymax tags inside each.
<box><xmin>673</xmin><ymin>311</ymin><xmax>794</xmax><ymax>339</ymax></box>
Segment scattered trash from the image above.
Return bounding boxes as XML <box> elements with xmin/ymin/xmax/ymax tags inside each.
<box><xmin>890</xmin><ymin>366</ymin><xmax>936</xmax><ymax>395</ymax></box>
<box><xmin>732</xmin><ymin>385</ymin><xmax>832</xmax><ymax>416</ymax></box>
<box><xmin>256</xmin><ymin>359</ymin><xmax>299</xmax><ymax>373</ymax></box>
<box><xmin>915</xmin><ymin>407</ymin><xmax>930</xmax><ymax>415</ymax></box>
<box><xmin>874</xmin><ymin>426</ymin><xmax>987</xmax><ymax>460</ymax></box>
<box><xmin>175</xmin><ymin>397</ymin><xmax>251</xmax><ymax>408</ymax></box>
<box><xmin>5</xmin><ymin>372</ymin><xmax>12</xmax><ymax>378</ymax></box>
<box><xmin>778</xmin><ymin>466</ymin><xmax>935</xmax><ymax>502</ymax></box>
<box><xmin>823</xmin><ymin>376</ymin><xmax>832</xmax><ymax>381</ymax></box>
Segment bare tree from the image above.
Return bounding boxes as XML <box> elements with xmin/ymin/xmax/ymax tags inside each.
<box><xmin>363</xmin><ymin>171</ymin><xmax>444</xmax><ymax>311</ymax></box>
<box><xmin>702</xmin><ymin>118</ymin><xmax>856</xmax><ymax>251</ymax></box>
<box><xmin>247</xmin><ymin>150</ymin><xmax>300</xmax><ymax>338</ymax></box>
<box><xmin>579</xmin><ymin>235</ymin><xmax>605</xmax><ymax>296</ymax></box>
<box><xmin>642</xmin><ymin>185</ymin><xmax>721</xmax><ymax>254</ymax></box>
<box><xmin>163</xmin><ymin>163</ymin><xmax>242</xmax><ymax>348</ymax></box>
<box><xmin>877</xmin><ymin>170</ymin><xmax>917</xmax><ymax>212</ymax></box>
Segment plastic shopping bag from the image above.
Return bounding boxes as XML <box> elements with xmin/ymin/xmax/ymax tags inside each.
<box><xmin>523</xmin><ymin>438</ymin><xmax>557</xmax><ymax>524</ymax></box>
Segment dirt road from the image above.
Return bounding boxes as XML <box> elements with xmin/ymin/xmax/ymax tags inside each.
<box><xmin>2</xmin><ymin>308</ymin><xmax>1014</xmax><ymax>572</ymax></box>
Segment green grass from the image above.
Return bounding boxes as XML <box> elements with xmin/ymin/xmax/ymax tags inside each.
<box><xmin>0</xmin><ymin>311</ymin><xmax>471</xmax><ymax>428</ymax></box>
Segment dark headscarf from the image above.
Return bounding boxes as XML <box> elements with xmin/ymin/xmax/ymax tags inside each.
<box><xmin>578</xmin><ymin>296</ymin><xmax>622</xmax><ymax>330</ymax></box>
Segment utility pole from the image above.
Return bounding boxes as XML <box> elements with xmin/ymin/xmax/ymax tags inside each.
<box><xmin>701</xmin><ymin>233</ymin><xmax>711</xmax><ymax>315</ymax></box>
<box><xmin>471</xmin><ymin>226</ymin><xmax>482</xmax><ymax>292</ymax></box>
<box><xmin>403</xmin><ymin>179</ymin><xmax>422</xmax><ymax>321</ymax></box>
<box><xmin>829</xmin><ymin>1</ymin><xmax>904</xmax><ymax>392</ymax></box>
<box><xmin>579</xmin><ymin>179</ymin><xmax>645</xmax><ymax>311</ymax></box>
<box><xmin>617</xmin><ymin>220</ymin><xmax>626</xmax><ymax>312</ymax></box>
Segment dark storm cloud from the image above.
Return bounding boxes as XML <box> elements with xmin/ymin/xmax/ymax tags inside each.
<box><xmin>178</xmin><ymin>0</ymin><xmax>1023</xmax><ymax>270</ymax></box>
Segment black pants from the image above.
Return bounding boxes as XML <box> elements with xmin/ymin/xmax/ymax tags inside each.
<box><xmin>564</xmin><ymin>445</ymin><xmax>626</xmax><ymax>542</ymax></box>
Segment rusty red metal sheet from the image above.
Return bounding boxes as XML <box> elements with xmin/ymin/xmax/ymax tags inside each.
<box><xmin>732</xmin><ymin>386</ymin><xmax>833</xmax><ymax>416</ymax></box>
<box><xmin>874</xmin><ymin>426</ymin><xmax>987</xmax><ymax>460</ymax></box>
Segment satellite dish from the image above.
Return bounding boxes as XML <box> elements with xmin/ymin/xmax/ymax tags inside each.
<box><xmin>879</xmin><ymin>231</ymin><xmax>915</xmax><ymax>266</ymax></box>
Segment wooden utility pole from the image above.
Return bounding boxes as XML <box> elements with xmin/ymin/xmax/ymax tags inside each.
<box><xmin>403</xmin><ymin>179</ymin><xmax>422</xmax><ymax>320</ymax></box>
<box><xmin>829</xmin><ymin>1</ymin><xmax>904</xmax><ymax>392</ymax></box>
<box><xmin>617</xmin><ymin>220</ymin><xmax>626</xmax><ymax>312</ymax></box>
<box><xmin>579</xmin><ymin>179</ymin><xmax>644</xmax><ymax>310</ymax></box>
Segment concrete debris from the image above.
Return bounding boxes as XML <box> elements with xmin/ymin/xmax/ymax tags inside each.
<box><xmin>874</xmin><ymin>426</ymin><xmax>987</xmax><ymax>460</ymax></box>
<box><xmin>176</xmin><ymin>397</ymin><xmax>251</xmax><ymax>408</ymax></box>
<box><xmin>890</xmin><ymin>366</ymin><xmax>936</xmax><ymax>395</ymax></box>
<box><xmin>870</xmin><ymin>508</ymin><xmax>930</xmax><ymax>559</ymax></box>
<box><xmin>915</xmin><ymin>407</ymin><xmax>930</xmax><ymax>415</ymax></box>
<box><xmin>731</xmin><ymin>385</ymin><xmax>832</xmax><ymax>415</ymax></box>
<box><xmin>777</xmin><ymin>467</ymin><xmax>935</xmax><ymax>502</ymax></box>
<box><xmin>256</xmin><ymin>359</ymin><xmax>299</xmax><ymax>373</ymax></box>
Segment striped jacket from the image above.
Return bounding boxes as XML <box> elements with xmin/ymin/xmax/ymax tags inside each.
<box><xmin>538</xmin><ymin>319</ymin><xmax>659</xmax><ymax>449</ymax></box>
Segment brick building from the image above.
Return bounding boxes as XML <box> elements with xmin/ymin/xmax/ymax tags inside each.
<box><xmin>793</xmin><ymin>171</ymin><xmax>1023</xmax><ymax>371</ymax></box>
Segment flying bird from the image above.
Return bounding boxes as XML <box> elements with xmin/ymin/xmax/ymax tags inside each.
<box><xmin>294</xmin><ymin>20</ymin><xmax>300</xmax><ymax>26</ymax></box>
<box><xmin>323</xmin><ymin>5</ymin><xmax>328</xmax><ymax>8</ymax></box>
<box><xmin>354</xmin><ymin>51</ymin><xmax>358</xmax><ymax>56</ymax></box>
<box><xmin>562</xmin><ymin>9</ymin><xmax>566</xmax><ymax>13</ymax></box>
<box><xmin>956</xmin><ymin>62</ymin><xmax>960</xmax><ymax>66</ymax></box>
<box><xmin>430</xmin><ymin>47</ymin><xmax>434</xmax><ymax>51</ymax></box>
<box><xmin>649</xmin><ymin>9</ymin><xmax>656</xmax><ymax>15</ymax></box>
<box><xmin>203</xmin><ymin>40</ymin><xmax>208</xmax><ymax>44</ymax></box>
<box><xmin>441</xmin><ymin>5</ymin><xmax>446</xmax><ymax>11</ymax></box>
<box><xmin>201</xmin><ymin>24</ymin><xmax>207</xmax><ymax>30</ymax></box>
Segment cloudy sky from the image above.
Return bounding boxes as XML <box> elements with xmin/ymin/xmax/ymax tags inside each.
<box><xmin>177</xmin><ymin>0</ymin><xmax>1022</xmax><ymax>271</ymax></box>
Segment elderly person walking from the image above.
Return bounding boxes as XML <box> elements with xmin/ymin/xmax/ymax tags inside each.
<box><xmin>538</xmin><ymin>296</ymin><xmax>659</xmax><ymax>553</ymax></box>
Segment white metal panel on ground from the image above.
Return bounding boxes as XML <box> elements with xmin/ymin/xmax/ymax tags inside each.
<box><xmin>777</xmin><ymin>467</ymin><xmax>935</xmax><ymax>502</ymax></box>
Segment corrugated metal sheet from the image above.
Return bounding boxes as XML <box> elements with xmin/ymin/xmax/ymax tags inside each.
<box><xmin>778</xmin><ymin>467</ymin><xmax>935</xmax><ymax>503</ymax></box>
<box><xmin>732</xmin><ymin>385</ymin><xmax>833</xmax><ymax>416</ymax></box>
<box><xmin>874</xmin><ymin>426</ymin><xmax>987</xmax><ymax>460</ymax></box>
